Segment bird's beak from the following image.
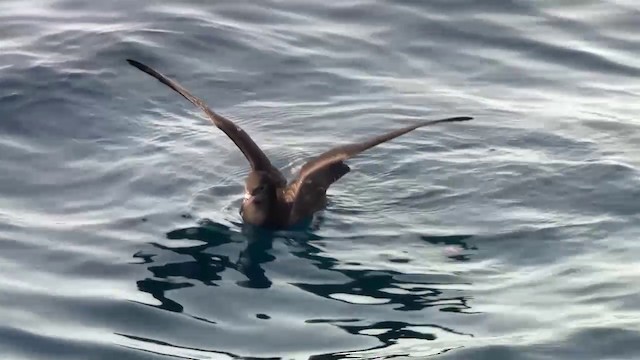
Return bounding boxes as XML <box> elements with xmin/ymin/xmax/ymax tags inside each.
<box><xmin>243</xmin><ymin>191</ymin><xmax>254</xmax><ymax>205</ymax></box>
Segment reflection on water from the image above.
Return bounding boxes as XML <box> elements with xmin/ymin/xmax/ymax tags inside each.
<box><xmin>126</xmin><ymin>218</ymin><xmax>476</xmax><ymax>357</ymax></box>
<box><xmin>310</xmin><ymin>321</ymin><xmax>473</xmax><ymax>359</ymax></box>
<box><xmin>117</xmin><ymin>332</ymin><xmax>240</xmax><ymax>360</ymax></box>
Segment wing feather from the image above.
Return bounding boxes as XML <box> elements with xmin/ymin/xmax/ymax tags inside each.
<box><xmin>285</xmin><ymin>116</ymin><xmax>472</xmax><ymax>206</ymax></box>
<box><xmin>127</xmin><ymin>59</ymin><xmax>285</xmax><ymax>184</ymax></box>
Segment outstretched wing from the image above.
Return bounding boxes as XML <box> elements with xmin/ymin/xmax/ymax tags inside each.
<box><xmin>127</xmin><ymin>59</ymin><xmax>285</xmax><ymax>184</ymax></box>
<box><xmin>285</xmin><ymin>116</ymin><xmax>472</xmax><ymax>222</ymax></box>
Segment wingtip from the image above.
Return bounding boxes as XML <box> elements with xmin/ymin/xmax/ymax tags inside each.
<box><xmin>451</xmin><ymin>116</ymin><xmax>473</xmax><ymax>122</ymax></box>
<box><xmin>126</xmin><ymin>58</ymin><xmax>163</xmax><ymax>80</ymax></box>
<box><xmin>126</xmin><ymin>58</ymin><xmax>145</xmax><ymax>70</ymax></box>
<box><xmin>428</xmin><ymin>116</ymin><xmax>473</xmax><ymax>125</ymax></box>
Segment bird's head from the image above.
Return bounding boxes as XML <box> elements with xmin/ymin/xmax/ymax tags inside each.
<box><xmin>240</xmin><ymin>171</ymin><xmax>278</xmax><ymax>226</ymax></box>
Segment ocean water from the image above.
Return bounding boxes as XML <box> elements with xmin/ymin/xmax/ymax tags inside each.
<box><xmin>1</xmin><ymin>0</ymin><xmax>639</xmax><ymax>359</ymax></box>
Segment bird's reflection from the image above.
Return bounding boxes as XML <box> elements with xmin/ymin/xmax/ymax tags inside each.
<box><xmin>131</xmin><ymin>216</ymin><xmax>476</xmax><ymax>357</ymax></box>
<box><xmin>234</xmin><ymin>225</ymin><xmax>277</xmax><ymax>289</ymax></box>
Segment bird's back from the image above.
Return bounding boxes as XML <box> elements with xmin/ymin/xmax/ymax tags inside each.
<box><xmin>284</xmin><ymin>162</ymin><xmax>351</xmax><ymax>226</ymax></box>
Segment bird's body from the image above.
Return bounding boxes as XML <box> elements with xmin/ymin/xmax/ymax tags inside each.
<box><xmin>127</xmin><ymin>59</ymin><xmax>472</xmax><ymax>229</ymax></box>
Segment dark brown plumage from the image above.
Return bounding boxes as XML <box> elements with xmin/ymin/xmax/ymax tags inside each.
<box><xmin>127</xmin><ymin>59</ymin><xmax>472</xmax><ymax>229</ymax></box>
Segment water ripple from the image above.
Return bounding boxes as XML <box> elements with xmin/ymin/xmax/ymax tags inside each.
<box><xmin>1</xmin><ymin>0</ymin><xmax>640</xmax><ymax>359</ymax></box>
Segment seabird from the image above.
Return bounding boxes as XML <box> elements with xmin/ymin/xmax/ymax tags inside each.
<box><xmin>127</xmin><ymin>59</ymin><xmax>472</xmax><ymax>229</ymax></box>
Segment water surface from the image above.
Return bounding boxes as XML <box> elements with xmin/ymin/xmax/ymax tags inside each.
<box><xmin>1</xmin><ymin>0</ymin><xmax>639</xmax><ymax>359</ymax></box>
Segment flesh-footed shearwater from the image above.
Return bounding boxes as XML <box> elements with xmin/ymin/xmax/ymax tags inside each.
<box><xmin>126</xmin><ymin>59</ymin><xmax>472</xmax><ymax>229</ymax></box>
